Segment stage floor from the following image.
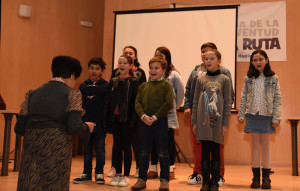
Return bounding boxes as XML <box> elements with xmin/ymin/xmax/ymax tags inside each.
<box><xmin>1</xmin><ymin>157</ymin><xmax>300</xmax><ymax>191</ymax></box>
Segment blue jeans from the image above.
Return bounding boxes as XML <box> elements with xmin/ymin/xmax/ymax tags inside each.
<box><xmin>83</xmin><ymin>127</ymin><xmax>106</xmax><ymax>174</ymax></box>
<box><xmin>139</xmin><ymin>117</ymin><xmax>170</xmax><ymax>181</ymax></box>
<box><xmin>131</xmin><ymin>126</ymin><xmax>141</xmax><ymax>170</ymax></box>
<box><xmin>150</xmin><ymin>128</ymin><xmax>176</xmax><ymax>166</ymax></box>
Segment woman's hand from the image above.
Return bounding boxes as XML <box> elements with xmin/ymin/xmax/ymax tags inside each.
<box><xmin>272</xmin><ymin>123</ymin><xmax>279</xmax><ymax>128</ymax></box>
<box><xmin>85</xmin><ymin>122</ymin><xmax>96</xmax><ymax>132</ymax></box>
<box><xmin>222</xmin><ymin>126</ymin><xmax>228</xmax><ymax>136</ymax></box>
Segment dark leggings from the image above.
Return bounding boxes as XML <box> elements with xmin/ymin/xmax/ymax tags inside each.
<box><xmin>112</xmin><ymin>117</ymin><xmax>132</xmax><ymax>176</ymax></box>
<box><xmin>201</xmin><ymin>140</ymin><xmax>220</xmax><ymax>162</ymax></box>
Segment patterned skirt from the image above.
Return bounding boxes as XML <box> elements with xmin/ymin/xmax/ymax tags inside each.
<box><xmin>17</xmin><ymin>128</ymin><xmax>72</xmax><ymax>191</ymax></box>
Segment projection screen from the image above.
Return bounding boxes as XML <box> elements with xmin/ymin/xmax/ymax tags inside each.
<box><xmin>113</xmin><ymin>5</ymin><xmax>238</xmax><ymax>108</ymax></box>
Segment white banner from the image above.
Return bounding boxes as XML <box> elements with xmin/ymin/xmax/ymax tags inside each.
<box><xmin>237</xmin><ymin>1</ymin><xmax>286</xmax><ymax>61</ymax></box>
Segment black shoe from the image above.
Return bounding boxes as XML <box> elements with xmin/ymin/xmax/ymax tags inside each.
<box><xmin>73</xmin><ymin>174</ymin><xmax>92</xmax><ymax>184</ymax></box>
<box><xmin>95</xmin><ymin>174</ymin><xmax>105</xmax><ymax>184</ymax></box>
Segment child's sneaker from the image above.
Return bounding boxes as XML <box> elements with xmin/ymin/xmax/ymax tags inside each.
<box><xmin>73</xmin><ymin>174</ymin><xmax>92</xmax><ymax>184</ymax></box>
<box><xmin>187</xmin><ymin>173</ymin><xmax>202</xmax><ymax>185</ymax></box>
<box><xmin>95</xmin><ymin>174</ymin><xmax>105</xmax><ymax>184</ymax></box>
<box><xmin>118</xmin><ymin>176</ymin><xmax>130</xmax><ymax>187</ymax></box>
<box><xmin>131</xmin><ymin>179</ymin><xmax>146</xmax><ymax>190</ymax></box>
<box><xmin>107</xmin><ymin>167</ymin><xmax>116</xmax><ymax>177</ymax></box>
<box><xmin>159</xmin><ymin>179</ymin><xmax>169</xmax><ymax>191</ymax></box>
<box><xmin>218</xmin><ymin>176</ymin><xmax>225</xmax><ymax>187</ymax></box>
<box><xmin>110</xmin><ymin>176</ymin><xmax>121</xmax><ymax>186</ymax></box>
<box><xmin>134</xmin><ymin>168</ymin><xmax>139</xmax><ymax>178</ymax></box>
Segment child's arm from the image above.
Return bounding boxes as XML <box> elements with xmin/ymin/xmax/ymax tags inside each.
<box><xmin>222</xmin><ymin>77</ymin><xmax>232</xmax><ymax>128</ymax></box>
<box><xmin>129</xmin><ymin>80</ymin><xmax>140</xmax><ymax>128</ymax></box>
<box><xmin>238</xmin><ymin>76</ymin><xmax>248</xmax><ymax>123</ymax></box>
<box><xmin>272</xmin><ymin>76</ymin><xmax>281</xmax><ymax>125</ymax></box>
<box><xmin>221</xmin><ymin>66</ymin><xmax>235</xmax><ymax>104</ymax></box>
<box><xmin>134</xmin><ymin>84</ymin><xmax>154</xmax><ymax>126</ymax></box>
<box><xmin>140</xmin><ymin>69</ymin><xmax>147</xmax><ymax>83</ymax></box>
<box><xmin>191</xmin><ymin>78</ymin><xmax>201</xmax><ymax>125</ymax></box>
<box><xmin>183</xmin><ymin>70</ymin><xmax>194</xmax><ymax>118</ymax></box>
<box><xmin>102</xmin><ymin>80</ymin><xmax>113</xmax><ymax>129</ymax></box>
<box><xmin>135</xmin><ymin>84</ymin><xmax>145</xmax><ymax>119</ymax></box>
<box><xmin>153</xmin><ymin>82</ymin><xmax>174</xmax><ymax>119</ymax></box>
<box><xmin>172</xmin><ymin>71</ymin><xmax>185</xmax><ymax>109</ymax></box>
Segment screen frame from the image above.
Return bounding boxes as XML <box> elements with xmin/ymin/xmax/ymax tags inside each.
<box><xmin>112</xmin><ymin>5</ymin><xmax>239</xmax><ymax>110</ymax></box>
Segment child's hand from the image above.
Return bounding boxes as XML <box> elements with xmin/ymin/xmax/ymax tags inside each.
<box><xmin>184</xmin><ymin>108</ymin><xmax>191</xmax><ymax>119</ymax></box>
<box><xmin>85</xmin><ymin>122</ymin><xmax>96</xmax><ymax>132</ymax></box>
<box><xmin>238</xmin><ymin>119</ymin><xmax>244</xmax><ymax>124</ymax></box>
<box><xmin>142</xmin><ymin>115</ymin><xmax>153</xmax><ymax>126</ymax></box>
<box><xmin>148</xmin><ymin>117</ymin><xmax>156</xmax><ymax>125</ymax></box>
<box><xmin>272</xmin><ymin>123</ymin><xmax>279</xmax><ymax>128</ymax></box>
<box><xmin>222</xmin><ymin>126</ymin><xmax>228</xmax><ymax>136</ymax></box>
<box><xmin>192</xmin><ymin>125</ymin><xmax>196</xmax><ymax>134</ymax></box>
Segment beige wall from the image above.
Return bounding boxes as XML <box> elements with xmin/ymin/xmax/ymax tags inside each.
<box><xmin>102</xmin><ymin>0</ymin><xmax>300</xmax><ymax>165</ymax></box>
<box><xmin>1</xmin><ymin>0</ymin><xmax>299</xmax><ymax>166</ymax></box>
<box><xmin>0</xmin><ymin>0</ymin><xmax>105</xmax><ymax>156</ymax></box>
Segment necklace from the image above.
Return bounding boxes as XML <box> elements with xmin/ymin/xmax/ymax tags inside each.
<box><xmin>52</xmin><ymin>77</ymin><xmax>65</xmax><ymax>83</ymax></box>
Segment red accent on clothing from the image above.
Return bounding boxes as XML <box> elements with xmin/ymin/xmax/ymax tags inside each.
<box><xmin>132</xmin><ymin>67</ymin><xmax>138</xmax><ymax>72</ymax></box>
<box><xmin>114</xmin><ymin>105</ymin><xmax>119</xmax><ymax>115</ymax></box>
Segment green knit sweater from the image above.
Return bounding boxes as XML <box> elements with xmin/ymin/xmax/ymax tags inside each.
<box><xmin>135</xmin><ymin>79</ymin><xmax>174</xmax><ymax>119</ymax></box>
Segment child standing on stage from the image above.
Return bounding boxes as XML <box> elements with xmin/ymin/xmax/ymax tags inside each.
<box><xmin>192</xmin><ymin>49</ymin><xmax>231</xmax><ymax>191</ymax></box>
<box><xmin>238</xmin><ymin>50</ymin><xmax>281</xmax><ymax>189</ymax></box>
<box><xmin>109</xmin><ymin>45</ymin><xmax>146</xmax><ymax>178</ymax></box>
<box><xmin>132</xmin><ymin>56</ymin><xmax>173</xmax><ymax>191</ymax></box>
<box><xmin>73</xmin><ymin>57</ymin><xmax>108</xmax><ymax>184</ymax></box>
<box><xmin>184</xmin><ymin>42</ymin><xmax>234</xmax><ymax>186</ymax></box>
<box><xmin>103</xmin><ymin>55</ymin><xmax>139</xmax><ymax>187</ymax></box>
<box><xmin>147</xmin><ymin>46</ymin><xmax>184</xmax><ymax>180</ymax></box>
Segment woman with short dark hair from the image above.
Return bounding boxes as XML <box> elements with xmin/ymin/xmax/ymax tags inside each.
<box><xmin>15</xmin><ymin>55</ymin><xmax>95</xmax><ymax>191</ymax></box>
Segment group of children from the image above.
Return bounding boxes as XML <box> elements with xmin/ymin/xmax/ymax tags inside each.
<box><xmin>72</xmin><ymin>43</ymin><xmax>281</xmax><ymax>191</ymax></box>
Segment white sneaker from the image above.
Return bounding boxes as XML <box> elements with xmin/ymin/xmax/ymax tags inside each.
<box><xmin>218</xmin><ymin>176</ymin><xmax>225</xmax><ymax>187</ymax></box>
<box><xmin>95</xmin><ymin>174</ymin><xmax>105</xmax><ymax>184</ymax></box>
<box><xmin>134</xmin><ymin>168</ymin><xmax>139</xmax><ymax>178</ymax></box>
<box><xmin>118</xmin><ymin>176</ymin><xmax>130</xmax><ymax>187</ymax></box>
<box><xmin>187</xmin><ymin>173</ymin><xmax>202</xmax><ymax>185</ymax></box>
<box><xmin>109</xmin><ymin>176</ymin><xmax>121</xmax><ymax>186</ymax></box>
<box><xmin>107</xmin><ymin>167</ymin><xmax>116</xmax><ymax>177</ymax></box>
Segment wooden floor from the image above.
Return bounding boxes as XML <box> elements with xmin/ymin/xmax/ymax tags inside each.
<box><xmin>1</xmin><ymin>157</ymin><xmax>300</xmax><ymax>191</ymax></box>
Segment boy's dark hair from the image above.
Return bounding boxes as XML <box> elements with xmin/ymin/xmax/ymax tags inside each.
<box><xmin>155</xmin><ymin>46</ymin><xmax>175</xmax><ymax>79</ymax></box>
<box><xmin>88</xmin><ymin>57</ymin><xmax>106</xmax><ymax>70</ymax></box>
<box><xmin>247</xmin><ymin>49</ymin><xmax>275</xmax><ymax>78</ymax></box>
<box><xmin>123</xmin><ymin>46</ymin><xmax>140</xmax><ymax>67</ymax></box>
<box><xmin>149</xmin><ymin>56</ymin><xmax>168</xmax><ymax>70</ymax></box>
<box><xmin>51</xmin><ymin>56</ymin><xmax>82</xmax><ymax>78</ymax></box>
<box><xmin>201</xmin><ymin>42</ymin><xmax>217</xmax><ymax>50</ymax></box>
<box><xmin>119</xmin><ymin>55</ymin><xmax>133</xmax><ymax>66</ymax></box>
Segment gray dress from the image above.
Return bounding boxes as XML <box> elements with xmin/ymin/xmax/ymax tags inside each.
<box><xmin>192</xmin><ymin>73</ymin><xmax>231</xmax><ymax>144</ymax></box>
